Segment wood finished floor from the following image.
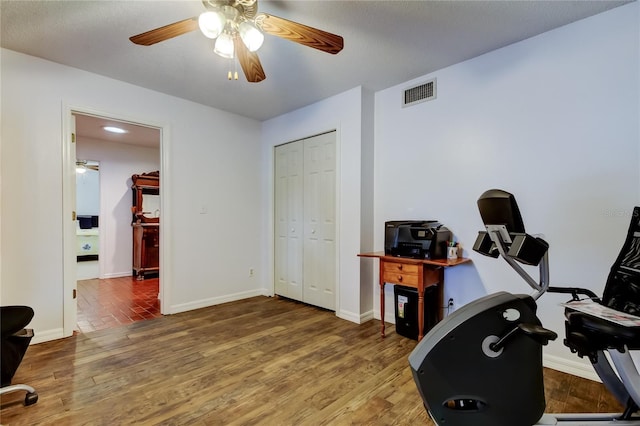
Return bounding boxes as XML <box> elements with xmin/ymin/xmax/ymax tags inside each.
<box><xmin>1</xmin><ymin>296</ymin><xmax>622</xmax><ymax>425</ymax></box>
<box><xmin>76</xmin><ymin>276</ymin><xmax>161</xmax><ymax>333</ymax></box>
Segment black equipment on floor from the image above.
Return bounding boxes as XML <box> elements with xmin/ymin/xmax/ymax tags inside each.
<box><xmin>394</xmin><ymin>285</ymin><xmax>439</xmax><ymax>340</ymax></box>
<box><xmin>1</xmin><ymin>305</ymin><xmax>38</xmax><ymax>406</ymax></box>
<box><xmin>409</xmin><ymin>189</ymin><xmax>639</xmax><ymax>425</ymax></box>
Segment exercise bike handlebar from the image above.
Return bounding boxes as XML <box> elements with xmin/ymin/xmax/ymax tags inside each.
<box><xmin>474</xmin><ymin>224</ymin><xmax>551</xmax><ymax>301</ymax></box>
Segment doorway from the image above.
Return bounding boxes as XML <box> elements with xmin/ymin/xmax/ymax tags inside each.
<box><xmin>76</xmin><ymin>159</ymin><xmax>100</xmax><ymax>281</ymax></box>
<box><xmin>67</xmin><ymin>109</ymin><xmax>165</xmax><ymax>334</ymax></box>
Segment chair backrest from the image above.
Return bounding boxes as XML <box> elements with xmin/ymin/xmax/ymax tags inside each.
<box><xmin>477</xmin><ymin>189</ymin><xmax>526</xmax><ymax>233</ymax></box>
<box><xmin>602</xmin><ymin>206</ymin><xmax>640</xmax><ymax>316</ymax></box>
<box><xmin>1</xmin><ymin>306</ymin><xmax>34</xmax><ymax>339</ymax></box>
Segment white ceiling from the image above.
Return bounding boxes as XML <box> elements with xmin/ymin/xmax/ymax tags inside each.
<box><xmin>1</xmin><ymin>0</ymin><xmax>631</xmax><ymax>123</ymax></box>
<box><xmin>73</xmin><ymin>113</ymin><xmax>161</xmax><ymax>148</ymax></box>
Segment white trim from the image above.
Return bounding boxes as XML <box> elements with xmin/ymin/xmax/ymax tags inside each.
<box><xmin>168</xmin><ymin>289</ymin><xmax>270</xmax><ymax>315</ymax></box>
<box><xmin>101</xmin><ymin>271</ymin><xmax>134</xmax><ymax>279</ymax></box>
<box><xmin>268</xmin><ymin>143</ymin><xmax>276</xmax><ymax>298</ymax></box>
<box><xmin>543</xmin><ymin>353</ymin><xmax>601</xmax><ymax>382</ymax></box>
<box><xmin>62</xmin><ymin>104</ymin><xmax>170</xmax><ymax>336</ymax></box>
<box><xmin>337</xmin><ymin>308</ymin><xmax>373</xmax><ymax>324</ymax></box>
<box><xmin>98</xmin><ymin>167</ymin><xmax>107</xmax><ymax>280</ymax></box>
<box><xmin>31</xmin><ymin>328</ymin><xmax>65</xmax><ymax>345</ymax></box>
<box><xmin>158</xmin><ymin>124</ymin><xmax>171</xmax><ymax>314</ymax></box>
<box><xmin>61</xmin><ymin>107</ymin><xmax>77</xmax><ymax>338</ymax></box>
<box><xmin>334</xmin><ymin>126</ymin><xmax>342</xmax><ymax>316</ymax></box>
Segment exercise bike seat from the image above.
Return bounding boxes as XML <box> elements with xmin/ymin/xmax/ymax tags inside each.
<box><xmin>561</xmin><ymin>206</ymin><xmax>640</xmax><ymax>360</ymax></box>
<box><xmin>564</xmin><ymin>309</ymin><xmax>640</xmax><ymax>360</ymax></box>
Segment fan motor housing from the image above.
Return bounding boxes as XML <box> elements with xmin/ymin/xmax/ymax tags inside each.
<box><xmin>203</xmin><ymin>0</ymin><xmax>258</xmax><ymax>18</ymax></box>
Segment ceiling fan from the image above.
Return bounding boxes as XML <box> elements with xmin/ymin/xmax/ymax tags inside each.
<box><xmin>76</xmin><ymin>160</ymin><xmax>99</xmax><ymax>173</ymax></box>
<box><xmin>129</xmin><ymin>0</ymin><xmax>344</xmax><ymax>83</ymax></box>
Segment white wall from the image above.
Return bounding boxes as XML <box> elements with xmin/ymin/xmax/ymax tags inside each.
<box><xmin>1</xmin><ymin>48</ymin><xmax>264</xmax><ymax>341</ymax></box>
<box><xmin>76</xmin><ymin>137</ymin><xmax>160</xmax><ymax>278</ymax></box>
<box><xmin>374</xmin><ymin>2</ymin><xmax>639</xmax><ymax>378</ymax></box>
<box><xmin>261</xmin><ymin>86</ymin><xmax>375</xmax><ymax>323</ymax></box>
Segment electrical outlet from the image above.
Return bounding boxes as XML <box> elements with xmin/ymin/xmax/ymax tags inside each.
<box><xmin>448</xmin><ymin>298</ymin><xmax>454</xmax><ymax>307</ymax></box>
<box><xmin>249</xmin><ymin>268</ymin><xmax>254</xmax><ymax>277</ymax></box>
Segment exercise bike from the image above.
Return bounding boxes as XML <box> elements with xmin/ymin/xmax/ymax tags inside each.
<box><xmin>409</xmin><ymin>189</ymin><xmax>640</xmax><ymax>425</ymax></box>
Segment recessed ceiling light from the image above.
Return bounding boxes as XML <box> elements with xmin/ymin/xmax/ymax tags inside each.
<box><xmin>103</xmin><ymin>126</ymin><xmax>128</xmax><ymax>134</ymax></box>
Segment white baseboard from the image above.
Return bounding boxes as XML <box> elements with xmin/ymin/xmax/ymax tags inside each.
<box><xmin>30</xmin><ymin>327</ymin><xmax>65</xmax><ymax>344</ymax></box>
<box><xmin>337</xmin><ymin>308</ymin><xmax>373</xmax><ymax>324</ymax></box>
<box><xmin>167</xmin><ymin>289</ymin><xmax>266</xmax><ymax>314</ymax></box>
<box><xmin>543</xmin><ymin>353</ymin><xmax>601</xmax><ymax>382</ymax></box>
<box><xmin>101</xmin><ymin>271</ymin><xmax>133</xmax><ymax>279</ymax></box>
<box><xmin>359</xmin><ymin>309</ymin><xmax>375</xmax><ymax>323</ymax></box>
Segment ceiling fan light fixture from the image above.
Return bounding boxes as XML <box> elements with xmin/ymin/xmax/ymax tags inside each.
<box><xmin>103</xmin><ymin>125</ymin><xmax>128</xmax><ymax>134</ymax></box>
<box><xmin>129</xmin><ymin>0</ymin><xmax>344</xmax><ymax>83</ymax></box>
<box><xmin>214</xmin><ymin>32</ymin><xmax>235</xmax><ymax>58</ymax></box>
<box><xmin>239</xmin><ymin>21</ymin><xmax>264</xmax><ymax>52</ymax></box>
<box><xmin>198</xmin><ymin>11</ymin><xmax>225</xmax><ymax>39</ymax></box>
<box><xmin>76</xmin><ymin>161</ymin><xmax>87</xmax><ymax>174</ymax></box>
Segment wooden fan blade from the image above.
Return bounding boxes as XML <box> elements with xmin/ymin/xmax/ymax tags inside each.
<box><xmin>258</xmin><ymin>14</ymin><xmax>343</xmax><ymax>54</ymax></box>
<box><xmin>235</xmin><ymin>37</ymin><xmax>266</xmax><ymax>83</ymax></box>
<box><xmin>130</xmin><ymin>17</ymin><xmax>198</xmax><ymax>46</ymax></box>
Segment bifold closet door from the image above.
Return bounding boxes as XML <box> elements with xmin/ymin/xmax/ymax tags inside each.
<box><xmin>274</xmin><ymin>141</ymin><xmax>304</xmax><ymax>301</ymax></box>
<box><xmin>274</xmin><ymin>132</ymin><xmax>336</xmax><ymax>310</ymax></box>
<box><xmin>302</xmin><ymin>132</ymin><xmax>336</xmax><ymax>310</ymax></box>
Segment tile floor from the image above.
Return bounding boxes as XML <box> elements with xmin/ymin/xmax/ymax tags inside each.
<box><xmin>76</xmin><ymin>276</ymin><xmax>161</xmax><ymax>333</ymax></box>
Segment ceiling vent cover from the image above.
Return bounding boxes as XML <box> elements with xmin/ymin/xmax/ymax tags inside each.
<box><xmin>403</xmin><ymin>78</ymin><xmax>436</xmax><ymax>107</ymax></box>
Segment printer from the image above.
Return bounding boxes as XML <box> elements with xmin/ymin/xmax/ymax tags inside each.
<box><xmin>385</xmin><ymin>220</ymin><xmax>452</xmax><ymax>259</ymax></box>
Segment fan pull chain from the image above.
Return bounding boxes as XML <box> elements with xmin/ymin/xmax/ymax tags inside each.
<box><xmin>227</xmin><ymin>58</ymin><xmax>239</xmax><ymax>81</ymax></box>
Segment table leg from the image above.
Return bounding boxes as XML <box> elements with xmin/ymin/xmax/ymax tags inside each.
<box><xmin>417</xmin><ymin>289</ymin><xmax>425</xmax><ymax>341</ymax></box>
<box><xmin>380</xmin><ymin>281</ymin><xmax>386</xmax><ymax>337</ymax></box>
<box><xmin>437</xmin><ymin>268</ymin><xmax>445</xmax><ymax>322</ymax></box>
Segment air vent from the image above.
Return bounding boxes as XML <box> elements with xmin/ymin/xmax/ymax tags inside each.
<box><xmin>403</xmin><ymin>79</ymin><xmax>436</xmax><ymax>107</ymax></box>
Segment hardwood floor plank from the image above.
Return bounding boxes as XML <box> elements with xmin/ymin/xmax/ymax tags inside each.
<box><xmin>1</xmin><ymin>296</ymin><xmax>623</xmax><ymax>425</ymax></box>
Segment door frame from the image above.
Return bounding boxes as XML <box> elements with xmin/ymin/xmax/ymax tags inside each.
<box><xmin>62</xmin><ymin>104</ymin><xmax>171</xmax><ymax>337</ymax></box>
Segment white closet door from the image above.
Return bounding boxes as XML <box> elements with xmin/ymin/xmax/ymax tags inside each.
<box><xmin>274</xmin><ymin>146</ymin><xmax>288</xmax><ymax>297</ymax></box>
<box><xmin>274</xmin><ymin>141</ymin><xmax>304</xmax><ymax>301</ymax></box>
<box><xmin>303</xmin><ymin>132</ymin><xmax>336</xmax><ymax>310</ymax></box>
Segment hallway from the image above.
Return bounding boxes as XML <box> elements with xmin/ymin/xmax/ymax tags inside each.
<box><xmin>76</xmin><ymin>276</ymin><xmax>160</xmax><ymax>333</ymax></box>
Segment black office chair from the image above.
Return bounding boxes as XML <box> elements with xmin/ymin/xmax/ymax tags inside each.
<box><xmin>0</xmin><ymin>306</ymin><xmax>38</xmax><ymax>406</ymax></box>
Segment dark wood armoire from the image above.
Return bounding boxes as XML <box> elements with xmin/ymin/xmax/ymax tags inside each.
<box><xmin>131</xmin><ymin>171</ymin><xmax>160</xmax><ymax>280</ymax></box>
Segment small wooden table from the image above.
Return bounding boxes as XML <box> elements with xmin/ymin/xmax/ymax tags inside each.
<box><xmin>358</xmin><ymin>252</ymin><xmax>471</xmax><ymax>341</ymax></box>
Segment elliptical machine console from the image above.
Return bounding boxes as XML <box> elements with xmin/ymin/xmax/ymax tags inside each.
<box><xmin>408</xmin><ymin>189</ymin><xmax>640</xmax><ymax>426</ymax></box>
